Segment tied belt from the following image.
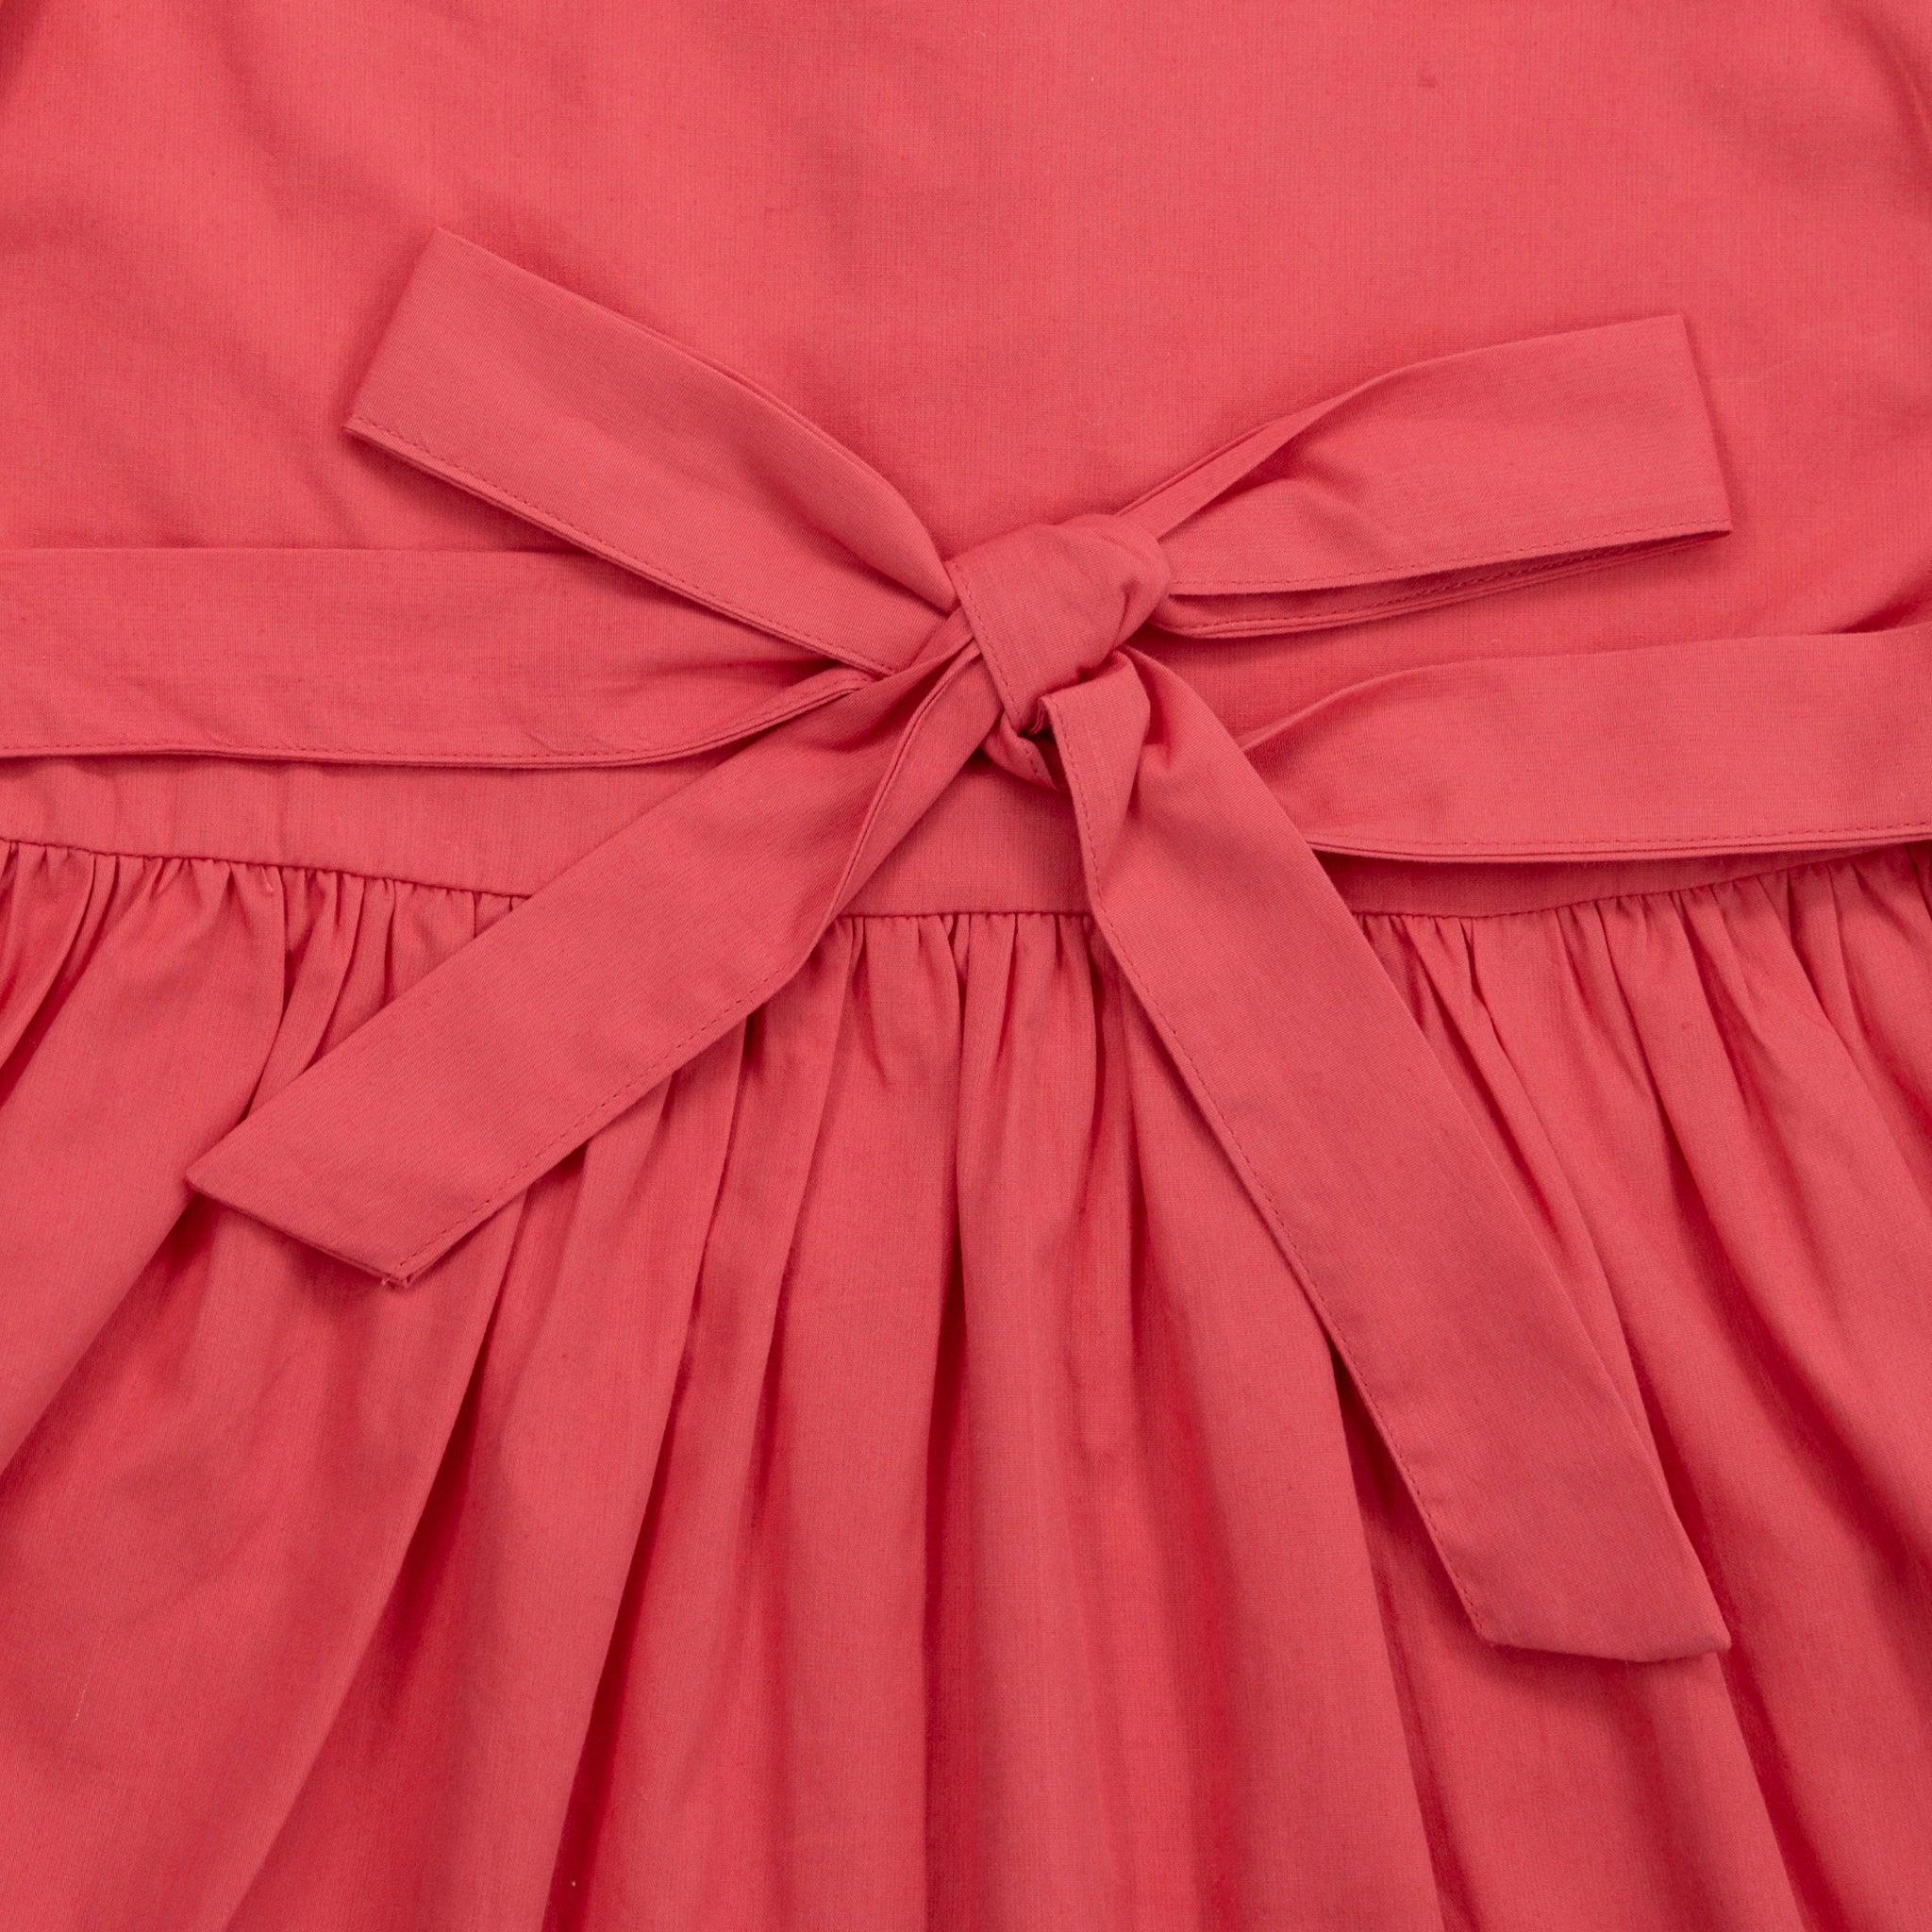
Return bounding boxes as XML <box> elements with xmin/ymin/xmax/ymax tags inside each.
<box><xmin>191</xmin><ymin>230</ymin><xmax>1738</xmax><ymax>1663</ymax></box>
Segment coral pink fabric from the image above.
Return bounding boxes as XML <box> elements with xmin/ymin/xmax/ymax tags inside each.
<box><xmin>5</xmin><ymin>5</ymin><xmax>1932</xmax><ymax>1929</ymax></box>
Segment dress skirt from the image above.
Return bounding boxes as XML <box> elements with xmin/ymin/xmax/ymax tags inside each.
<box><xmin>5</xmin><ymin>3</ymin><xmax>1932</xmax><ymax>1928</ymax></box>
<box><xmin>4</xmin><ymin>777</ymin><xmax>1932</xmax><ymax>1929</ymax></box>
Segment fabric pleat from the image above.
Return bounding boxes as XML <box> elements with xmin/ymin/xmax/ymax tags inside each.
<box><xmin>4</xmin><ymin>833</ymin><xmax>1932</xmax><ymax>1929</ymax></box>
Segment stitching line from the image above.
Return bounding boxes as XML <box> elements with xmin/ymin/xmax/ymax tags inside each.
<box><xmin>1165</xmin><ymin>538</ymin><xmax>1707</xmax><ymax>636</ymax></box>
<box><xmin>0</xmin><ymin>830</ymin><xmax>526</xmax><ymax>898</ymax></box>
<box><xmin>1324</xmin><ymin>818</ymin><xmax>1932</xmax><ymax>852</ymax></box>
<box><xmin>351</xmin><ymin>412</ymin><xmax>904</xmax><ymax>677</ymax></box>
<box><xmin>10</xmin><ymin>828</ymin><xmax>1917</xmax><ymax>928</ymax></box>
<box><xmin>1343</xmin><ymin>846</ymin><xmax>1908</xmax><ymax>923</ymax></box>
<box><xmin>0</xmin><ymin>675</ymin><xmax>869</xmax><ymax>767</ymax></box>
<box><xmin>1167</xmin><ymin>516</ymin><xmax>1717</xmax><ymax>599</ymax></box>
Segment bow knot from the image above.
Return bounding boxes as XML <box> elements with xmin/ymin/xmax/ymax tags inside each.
<box><xmin>946</xmin><ymin>512</ymin><xmax>1171</xmax><ymax>736</ymax></box>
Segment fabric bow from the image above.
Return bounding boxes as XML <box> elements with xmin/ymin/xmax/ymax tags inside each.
<box><xmin>192</xmin><ymin>230</ymin><xmax>1735</xmax><ymax>1662</ymax></box>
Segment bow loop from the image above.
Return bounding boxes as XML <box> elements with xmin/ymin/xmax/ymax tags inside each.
<box><xmin>947</xmin><ymin>514</ymin><xmax>1171</xmax><ymax>736</ymax></box>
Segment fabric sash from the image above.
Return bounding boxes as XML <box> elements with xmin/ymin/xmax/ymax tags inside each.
<box><xmin>180</xmin><ymin>230</ymin><xmax>1757</xmax><ymax>1661</ymax></box>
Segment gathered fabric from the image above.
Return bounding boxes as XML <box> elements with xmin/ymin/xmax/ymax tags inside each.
<box><xmin>6</xmin><ymin>830</ymin><xmax>1932</xmax><ymax>1928</ymax></box>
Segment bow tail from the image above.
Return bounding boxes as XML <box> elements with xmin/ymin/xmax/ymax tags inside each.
<box><xmin>1045</xmin><ymin>654</ymin><xmax>1728</xmax><ymax>1662</ymax></box>
<box><xmin>189</xmin><ymin>647</ymin><xmax>998</xmax><ymax>1283</ymax></box>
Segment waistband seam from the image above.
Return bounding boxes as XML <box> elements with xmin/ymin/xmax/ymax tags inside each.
<box><xmin>0</xmin><ymin>828</ymin><xmax>522</xmax><ymax>903</ymax></box>
<box><xmin>1344</xmin><ymin>842</ymin><xmax>1919</xmax><ymax>923</ymax></box>
<box><xmin>0</xmin><ymin>825</ymin><xmax>1101</xmax><ymax>916</ymax></box>
<box><xmin>3</xmin><ymin>825</ymin><xmax>1920</xmax><ymax>924</ymax></box>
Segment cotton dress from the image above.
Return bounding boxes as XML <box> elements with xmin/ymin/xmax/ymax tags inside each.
<box><xmin>3</xmin><ymin>5</ymin><xmax>1932</xmax><ymax>1929</ymax></box>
